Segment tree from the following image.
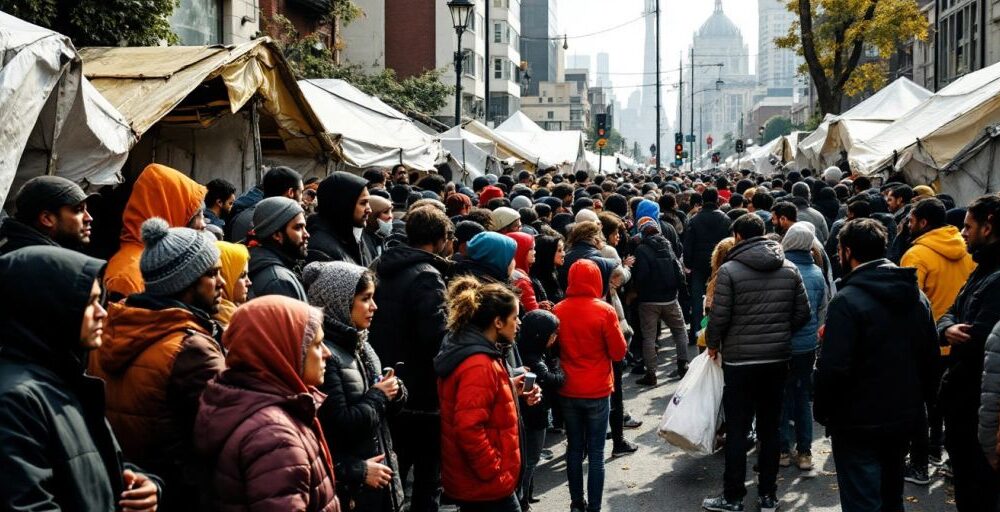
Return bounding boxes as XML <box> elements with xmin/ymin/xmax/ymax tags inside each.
<box><xmin>775</xmin><ymin>0</ymin><xmax>928</xmax><ymax>115</ymax></box>
<box><xmin>763</xmin><ymin>116</ymin><xmax>793</xmax><ymax>142</ymax></box>
<box><xmin>0</xmin><ymin>0</ymin><xmax>179</xmax><ymax>46</ymax></box>
<box><xmin>587</xmin><ymin>125</ymin><xmax>625</xmax><ymax>154</ymax></box>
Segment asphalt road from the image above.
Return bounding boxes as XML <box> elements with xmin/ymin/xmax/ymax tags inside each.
<box><xmin>526</xmin><ymin>342</ymin><xmax>958</xmax><ymax>512</ymax></box>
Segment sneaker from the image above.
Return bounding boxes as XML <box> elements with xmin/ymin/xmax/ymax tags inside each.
<box><xmin>623</xmin><ymin>415</ymin><xmax>643</xmax><ymax>429</ymax></box>
<box><xmin>636</xmin><ymin>372</ymin><xmax>658</xmax><ymax>386</ymax></box>
<box><xmin>929</xmin><ymin>452</ymin><xmax>945</xmax><ymax>467</ymax></box>
<box><xmin>779</xmin><ymin>452</ymin><xmax>792</xmax><ymax>467</ymax></box>
<box><xmin>702</xmin><ymin>495</ymin><xmax>744</xmax><ymax>511</ymax></box>
<box><xmin>796</xmin><ymin>453</ymin><xmax>813</xmax><ymax>471</ymax></box>
<box><xmin>540</xmin><ymin>448</ymin><xmax>554</xmax><ymax>460</ymax></box>
<box><xmin>630</xmin><ymin>363</ymin><xmax>647</xmax><ymax>375</ymax></box>
<box><xmin>758</xmin><ymin>494</ymin><xmax>779</xmax><ymax>512</ymax></box>
<box><xmin>612</xmin><ymin>439</ymin><xmax>639</xmax><ymax>456</ymax></box>
<box><xmin>570</xmin><ymin>501</ymin><xmax>588</xmax><ymax>512</ymax></box>
<box><xmin>904</xmin><ymin>464</ymin><xmax>930</xmax><ymax>485</ymax></box>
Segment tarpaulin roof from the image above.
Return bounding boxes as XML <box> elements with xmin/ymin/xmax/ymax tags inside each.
<box><xmin>79</xmin><ymin>39</ymin><xmax>335</xmax><ymax>158</ymax></box>
<box><xmin>495</xmin><ymin>116</ymin><xmax>586</xmax><ymax>170</ymax></box>
<box><xmin>440</xmin><ymin>131</ymin><xmax>501</xmax><ymax>186</ymax></box>
<box><xmin>0</xmin><ymin>11</ymin><xmax>134</xmax><ymax>206</ymax></box>
<box><xmin>798</xmin><ymin>78</ymin><xmax>931</xmax><ymax>169</ymax></box>
<box><xmin>851</xmin><ymin>61</ymin><xmax>1000</xmax><ymax>176</ymax></box>
<box><xmin>299</xmin><ymin>78</ymin><xmax>443</xmax><ymax>171</ymax></box>
<box><xmin>461</xmin><ymin>120</ymin><xmax>548</xmax><ymax>169</ymax></box>
<box><xmin>496</xmin><ymin>111</ymin><xmax>545</xmax><ymax>133</ymax></box>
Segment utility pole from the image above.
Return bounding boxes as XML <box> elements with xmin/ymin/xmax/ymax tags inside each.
<box><xmin>689</xmin><ymin>46</ymin><xmax>694</xmax><ymax>172</ymax></box>
<box><xmin>655</xmin><ymin>0</ymin><xmax>661</xmax><ymax>172</ymax></box>
<box><xmin>677</xmin><ymin>53</ymin><xmax>682</xmax><ymax>169</ymax></box>
<box><xmin>736</xmin><ymin>111</ymin><xmax>744</xmax><ymax>170</ymax></box>
<box><xmin>484</xmin><ymin>1</ymin><xmax>490</xmax><ymax>124</ymax></box>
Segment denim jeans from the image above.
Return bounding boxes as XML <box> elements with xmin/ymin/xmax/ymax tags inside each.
<box><xmin>562</xmin><ymin>396</ymin><xmax>611</xmax><ymax>511</ymax></box>
<box><xmin>780</xmin><ymin>350</ymin><xmax>815</xmax><ymax>455</ymax></box>
<box><xmin>518</xmin><ymin>427</ymin><xmax>546</xmax><ymax>502</ymax></box>
<box><xmin>457</xmin><ymin>494</ymin><xmax>522</xmax><ymax>512</ymax></box>
<box><xmin>722</xmin><ymin>361</ymin><xmax>788</xmax><ymax>501</ymax></box>
<box><xmin>831</xmin><ymin>433</ymin><xmax>908</xmax><ymax>512</ymax></box>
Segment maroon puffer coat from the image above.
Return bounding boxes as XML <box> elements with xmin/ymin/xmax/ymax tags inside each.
<box><xmin>194</xmin><ymin>372</ymin><xmax>340</xmax><ymax>512</ymax></box>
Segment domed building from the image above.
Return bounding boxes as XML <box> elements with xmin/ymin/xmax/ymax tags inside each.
<box><xmin>683</xmin><ymin>0</ymin><xmax>757</xmax><ymax>164</ymax></box>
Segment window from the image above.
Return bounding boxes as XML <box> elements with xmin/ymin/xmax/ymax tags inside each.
<box><xmin>547</xmin><ymin>97</ymin><xmax>553</xmax><ymax>103</ymax></box>
<box><xmin>494</xmin><ymin>58</ymin><xmax>503</xmax><ymax>79</ymax></box>
<box><xmin>547</xmin><ymin>111</ymin><xmax>554</xmax><ymax>119</ymax></box>
<box><xmin>462</xmin><ymin>51</ymin><xmax>475</xmax><ymax>78</ymax></box>
<box><xmin>494</xmin><ymin>23</ymin><xmax>502</xmax><ymax>43</ymax></box>
<box><xmin>169</xmin><ymin>0</ymin><xmax>222</xmax><ymax>44</ymax></box>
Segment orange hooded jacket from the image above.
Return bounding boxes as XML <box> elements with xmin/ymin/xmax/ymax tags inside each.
<box><xmin>104</xmin><ymin>164</ymin><xmax>207</xmax><ymax>299</ymax></box>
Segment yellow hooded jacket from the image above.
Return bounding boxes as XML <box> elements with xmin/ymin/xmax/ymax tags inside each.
<box><xmin>901</xmin><ymin>225</ymin><xmax>976</xmax><ymax>322</ymax></box>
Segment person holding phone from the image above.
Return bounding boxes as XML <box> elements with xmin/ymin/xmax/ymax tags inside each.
<box><xmin>304</xmin><ymin>261</ymin><xmax>408</xmax><ymax>512</ymax></box>
<box><xmin>435</xmin><ymin>276</ymin><xmax>541</xmax><ymax>512</ymax></box>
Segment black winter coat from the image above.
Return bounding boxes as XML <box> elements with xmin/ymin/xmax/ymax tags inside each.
<box><xmin>247</xmin><ymin>243</ymin><xmax>307</xmax><ymax>301</ymax></box>
<box><xmin>0</xmin><ymin>246</ymin><xmax>162</xmax><ymax>510</ymax></box>
<box><xmin>706</xmin><ymin>237</ymin><xmax>810</xmax><ymax>363</ymax></box>
<box><xmin>937</xmin><ymin>242</ymin><xmax>1000</xmax><ymax>410</ymax></box>
<box><xmin>369</xmin><ymin>245</ymin><xmax>451</xmax><ymax>413</ymax></box>
<box><xmin>814</xmin><ymin>259</ymin><xmax>938</xmax><ymax>436</ymax></box>
<box><xmin>683</xmin><ymin>203</ymin><xmax>732</xmax><ymax>273</ymax></box>
<box><xmin>0</xmin><ymin>217</ymin><xmax>60</xmax><ymax>256</ymax></box>
<box><xmin>558</xmin><ymin>241</ymin><xmax>617</xmax><ymax>295</ymax></box>
<box><xmin>516</xmin><ymin>311</ymin><xmax>565</xmax><ymax>430</ymax></box>
<box><xmin>318</xmin><ymin>319</ymin><xmax>406</xmax><ymax>512</ymax></box>
<box><xmin>306</xmin><ymin>214</ymin><xmax>375</xmax><ymax>267</ymax></box>
<box><xmin>633</xmin><ymin>233</ymin><xmax>685</xmax><ymax>303</ymax></box>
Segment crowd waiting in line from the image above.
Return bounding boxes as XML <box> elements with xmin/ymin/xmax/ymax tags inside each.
<box><xmin>0</xmin><ymin>160</ymin><xmax>998</xmax><ymax>512</ymax></box>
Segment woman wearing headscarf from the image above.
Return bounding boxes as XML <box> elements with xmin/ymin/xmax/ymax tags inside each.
<box><xmin>214</xmin><ymin>241</ymin><xmax>251</xmax><ymax>327</ymax></box>
<box><xmin>304</xmin><ymin>261</ymin><xmax>407</xmax><ymax>512</ymax></box>
<box><xmin>194</xmin><ymin>295</ymin><xmax>340</xmax><ymax>512</ymax></box>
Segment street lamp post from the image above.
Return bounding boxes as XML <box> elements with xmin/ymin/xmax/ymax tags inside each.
<box><xmin>448</xmin><ymin>0</ymin><xmax>475</xmax><ymax>127</ymax></box>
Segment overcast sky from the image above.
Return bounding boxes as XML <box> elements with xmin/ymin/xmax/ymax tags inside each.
<box><xmin>556</xmin><ymin>0</ymin><xmax>761</xmax><ymax>127</ymax></box>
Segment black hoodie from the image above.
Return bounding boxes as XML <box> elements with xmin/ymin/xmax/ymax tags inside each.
<box><xmin>516</xmin><ymin>311</ymin><xmax>564</xmax><ymax>429</ymax></box>
<box><xmin>0</xmin><ymin>217</ymin><xmax>60</xmax><ymax>256</ymax></box>
<box><xmin>368</xmin><ymin>245</ymin><xmax>451</xmax><ymax>413</ymax></box>
<box><xmin>814</xmin><ymin>259</ymin><xmax>938</xmax><ymax>436</ymax></box>
<box><xmin>434</xmin><ymin>328</ymin><xmax>506</xmax><ymax>378</ymax></box>
<box><xmin>308</xmin><ymin>172</ymin><xmax>374</xmax><ymax>266</ymax></box>
<box><xmin>0</xmin><ymin>246</ymin><xmax>161</xmax><ymax>510</ymax></box>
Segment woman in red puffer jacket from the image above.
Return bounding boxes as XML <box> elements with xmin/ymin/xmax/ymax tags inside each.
<box><xmin>434</xmin><ymin>276</ymin><xmax>541</xmax><ymax>511</ymax></box>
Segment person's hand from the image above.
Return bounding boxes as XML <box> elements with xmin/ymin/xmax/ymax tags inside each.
<box><xmin>684</xmin><ymin>267</ymin><xmax>692</xmax><ymax>275</ymax></box>
<box><xmin>364</xmin><ymin>455</ymin><xmax>393</xmax><ymax>489</ymax></box>
<box><xmin>707</xmin><ymin>348</ymin><xmax>719</xmax><ymax>361</ymax></box>
<box><xmin>524</xmin><ymin>384</ymin><xmax>542</xmax><ymax>406</ymax></box>
<box><xmin>512</xmin><ymin>373</ymin><xmax>526</xmax><ymax>395</ymax></box>
<box><xmin>120</xmin><ymin>469</ymin><xmax>158</xmax><ymax>511</ymax></box>
<box><xmin>538</xmin><ymin>300</ymin><xmax>554</xmax><ymax>311</ymax></box>
<box><xmin>623</xmin><ymin>255</ymin><xmax>636</xmax><ymax>268</ymax></box>
<box><xmin>945</xmin><ymin>324</ymin><xmax>973</xmax><ymax>345</ymax></box>
<box><xmin>373</xmin><ymin>370</ymin><xmax>400</xmax><ymax>400</ymax></box>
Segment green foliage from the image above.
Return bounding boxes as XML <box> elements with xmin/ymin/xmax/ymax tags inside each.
<box><xmin>587</xmin><ymin>125</ymin><xmax>625</xmax><ymax>154</ymax></box>
<box><xmin>763</xmin><ymin>116</ymin><xmax>793</xmax><ymax>142</ymax></box>
<box><xmin>0</xmin><ymin>0</ymin><xmax>179</xmax><ymax>46</ymax></box>
<box><xmin>331</xmin><ymin>0</ymin><xmax>363</xmax><ymax>25</ymax></box>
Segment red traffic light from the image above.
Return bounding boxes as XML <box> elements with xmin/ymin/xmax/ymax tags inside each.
<box><xmin>598</xmin><ymin>128</ymin><xmax>605</xmax><ymax>137</ymax></box>
<box><xmin>674</xmin><ymin>144</ymin><xmax>683</xmax><ymax>153</ymax></box>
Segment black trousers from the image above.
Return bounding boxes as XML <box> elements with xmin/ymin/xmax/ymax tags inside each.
<box><xmin>944</xmin><ymin>394</ymin><xmax>999</xmax><ymax>511</ymax></box>
<box><xmin>610</xmin><ymin>360</ymin><xmax>624</xmax><ymax>444</ymax></box>
<box><xmin>831</xmin><ymin>433</ymin><xmax>909</xmax><ymax>512</ymax></box>
<box><xmin>457</xmin><ymin>494</ymin><xmax>521</xmax><ymax>512</ymax></box>
<box><xmin>390</xmin><ymin>411</ymin><xmax>442</xmax><ymax>512</ymax></box>
<box><xmin>722</xmin><ymin>361</ymin><xmax>788</xmax><ymax>501</ymax></box>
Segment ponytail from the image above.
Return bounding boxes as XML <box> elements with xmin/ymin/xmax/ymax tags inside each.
<box><xmin>447</xmin><ymin>276</ymin><xmax>518</xmax><ymax>332</ymax></box>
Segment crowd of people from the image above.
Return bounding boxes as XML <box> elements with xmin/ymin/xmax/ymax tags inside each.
<box><xmin>0</xmin><ymin>160</ymin><xmax>998</xmax><ymax>512</ymax></box>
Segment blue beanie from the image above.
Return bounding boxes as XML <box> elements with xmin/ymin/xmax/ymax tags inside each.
<box><xmin>636</xmin><ymin>199</ymin><xmax>660</xmax><ymax>222</ymax></box>
<box><xmin>467</xmin><ymin>232</ymin><xmax>517</xmax><ymax>276</ymax></box>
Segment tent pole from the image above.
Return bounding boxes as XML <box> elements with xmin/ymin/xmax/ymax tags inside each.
<box><xmin>251</xmin><ymin>98</ymin><xmax>263</xmax><ymax>184</ymax></box>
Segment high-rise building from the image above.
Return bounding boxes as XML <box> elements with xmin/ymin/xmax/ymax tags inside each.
<box><xmin>520</xmin><ymin>0</ymin><xmax>559</xmax><ymax>96</ymax></box>
<box><xmin>596</xmin><ymin>52</ymin><xmax>611</xmax><ymax>89</ymax></box>
<box><xmin>488</xmin><ymin>0</ymin><xmax>523</xmax><ymax>125</ymax></box>
<box><xmin>616</xmin><ymin>0</ymin><xmax>666</xmax><ymax>162</ymax></box>
<box><xmin>756</xmin><ymin>0</ymin><xmax>800</xmax><ymax>89</ymax></box>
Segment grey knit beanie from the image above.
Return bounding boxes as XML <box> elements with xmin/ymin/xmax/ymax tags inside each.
<box><xmin>302</xmin><ymin>261</ymin><xmax>367</xmax><ymax>327</ymax></box>
<box><xmin>781</xmin><ymin>221</ymin><xmax>817</xmax><ymax>252</ymax></box>
<box><xmin>253</xmin><ymin>197</ymin><xmax>303</xmax><ymax>239</ymax></box>
<box><xmin>140</xmin><ymin>217</ymin><xmax>220</xmax><ymax>296</ymax></box>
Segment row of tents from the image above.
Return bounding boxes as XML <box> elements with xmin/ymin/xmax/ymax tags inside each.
<box><xmin>736</xmin><ymin>65</ymin><xmax>1000</xmax><ymax>206</ymax></box>
<box><xmin>2</xmin><ymin>11</ymin><xmax>626</xmax><ymax>209</ymax></box>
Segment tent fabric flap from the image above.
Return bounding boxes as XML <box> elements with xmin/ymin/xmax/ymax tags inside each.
<box><xmin>0</xmin><ymin>11</ymin><xmax>134</xmax><ymax>206</ymax></box>
<box><xmin>298</xmin><ymin>78</ymin><xmax>443</xmax><ymax>171</ymax></box>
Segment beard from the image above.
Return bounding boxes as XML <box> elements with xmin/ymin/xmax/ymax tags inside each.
<box><xmin>281</xmin><ymin>236</ymin><xmax>308</xmax><ymax>259</ymax></box>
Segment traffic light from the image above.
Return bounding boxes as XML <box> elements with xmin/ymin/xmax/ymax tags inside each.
<box><xmin>595</xmin><ymin>113</ymin><xmax>608</xmax><ymax>142</ymax></box>
<box><xmin>711</xmin><ymin>151</ymin><xmax>721</xmax><ymax>164</ymax></box>
<box><xmin>735</xmin><ymin>139</ymin><xmax>745</xmax><ymax>153</ymax></box>
<box><xmin>674</xmin><ymin>132</ymin><xmax>683</xmax><ymax>145</ymax></box>
<box><xmin>673</xmin><ymin>132</ymin><xmax>683</xmax><ymax>167</ymax></box>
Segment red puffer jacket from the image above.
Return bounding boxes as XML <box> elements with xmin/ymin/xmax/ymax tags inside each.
<box><xmin>434</xmin><ymin>328</ymin><xmax>521</xmax><ymax>502</ymax></box>
<box><xmin>553</xmin><ymin>259</ymin><xmax>628</xmax><ymax>399</ymax></box>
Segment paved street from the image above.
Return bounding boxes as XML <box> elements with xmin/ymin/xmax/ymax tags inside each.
<box><xmin>528</xmin><ymin>342</ymin><xmax>958</xmax><ymax>512</ymax></box>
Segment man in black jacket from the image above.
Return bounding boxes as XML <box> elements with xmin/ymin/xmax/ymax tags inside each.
<box><xmin>633</xmin><ymin>219</ymin><xmax>688</xmax><ymax>386</ymax></box>
<box><xmin>368</xmin><ymin>205</ymin><xmax>453</xmax><ymax>512</ymax></box>
<box><xmin>308</xmin><ymin>171</ymin><xmax>375</xmax><ymax>266</ymax></box>
<box><xmin>0</xmin><ymin>246</ymin><xmax>161</xmax><ymax>510</ymax></box>
<box><xmin>938</xmin><ymin>194</ymin><xmax>1000</xmax><ymax>511</ymax></box>
<box><xmin>684</xmin><ymin>187</ymin><xmax>732</xmax><ymax>345</ymax></box>
<box><xmin>703</xmin><ymin>214</ymin><xmax>810</xmax><ymax>512</ymax></box>
<box><xmin>0</xmin><ymin>176</ymin><xmax>95</xmax><ymax>256</ymax></box>
<box><xmin>815</xmin><ymin>219</ymin><xmax>938</xmax><ymax>512</ymax></box>
<box><xmin>247</xmin><ymin>197</ymin><xmax>310</xmax><ymax>301</ymax></box>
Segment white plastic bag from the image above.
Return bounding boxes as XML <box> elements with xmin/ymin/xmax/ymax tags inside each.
<box><xmin>658</xmin><ymin>351</ymin><xmax>724</xmax><ymax>455</ymax></box>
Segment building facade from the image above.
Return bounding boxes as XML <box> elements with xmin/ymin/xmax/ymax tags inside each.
<box><xmin>521</xmin><ymin>81</ymin><xmax>573</xmax><ymax>130</ymax></box>
<box><xmin>488</xmin><ymin>0</ymin><xmax>523</xmax><ymax>126</ymax></box>
<box><xmin>520</xmin><ymin>0</ymin><xmax>560</xmax><ymax>97</ymax></box>
<box><xmin>757</xmin><ymin>0</ymin><xmax>801</xmax><ymax>89</ymax></box>
<box><xmin>340</xmin><ymin>0</ymin><xmax>386</xmax><ymax>72</ymax></box>
<box><xmin>172</xmin><ymin>0</ymin><xmax>259</xmax><ymax>45</ymax></box>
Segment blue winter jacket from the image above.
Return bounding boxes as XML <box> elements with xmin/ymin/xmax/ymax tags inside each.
<box><xmin>786</xmin><ymin>249</ymin><xmax>828</xmax><ymax>353</ymax></box>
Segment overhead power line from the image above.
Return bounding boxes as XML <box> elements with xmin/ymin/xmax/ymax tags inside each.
<box><xmin>520</xmin><ymin>13</ymin><xmax>653</xmax><ymax>41</ymax></box>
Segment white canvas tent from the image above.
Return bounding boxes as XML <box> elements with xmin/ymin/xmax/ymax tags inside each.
<box><xmin>495</xmin><ymin>113</ymin><xmax>587</xmax><ymax>172</ymax></box>
<box><xmin>0</xmin><ymin>11</ymin><xmax>134</xmax><ymax>207</ymax></box>
<box><xmin>797</xmin><ymin>78</ymin><xmax>931</xmax><ymax>169</ymax></box>
<box><xmin>747</xmin><ymin>137</ymin><xmax>785</xmax><ymax>176</ymax></box>
<box><xmin>461</xmin><ymin>120</ymin><xmax>547</xmax><ymax>170</ymax></box>
<box><xmin>439</xmin><ymin>125</ymin><xmax>502</xmax><ymax>186</ymax></box>
<box><xmin>851</xmin><ymin>61</ymin><xmax>1000</xmax><ymax>205</ymax></box>
<box><xmin>299</xmin><ymin>79</ymin><xmax>444</xmax><ymax>172</ymax></box>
